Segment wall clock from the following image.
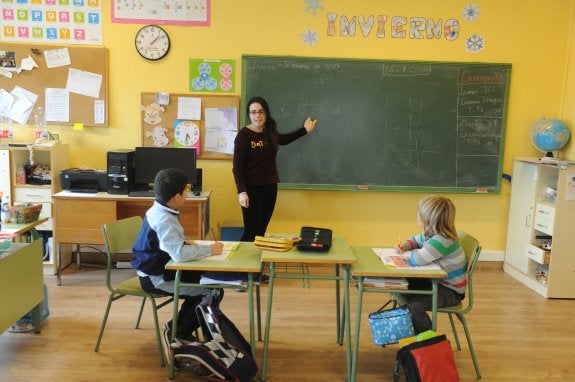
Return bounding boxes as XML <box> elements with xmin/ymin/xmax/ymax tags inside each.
<box><xmin>174</xmin><ymin>120</ymin><xmax>200</xmax><ymax>148</ymax></box>
<box><xmin>135</xmin><ymin>25</ymin><xmax>170</xmax><ymax>61</ymax></box>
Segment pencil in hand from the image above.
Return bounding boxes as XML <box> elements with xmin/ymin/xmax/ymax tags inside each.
<box><xmin>395</xmin><ymin>236</ymin><xmax>403</xmax><ymax>254</ymax></box>
<box><xmin>210</xmin><ymin>228</ymin><xmax>224</xmax><ymax>255</ymax></box>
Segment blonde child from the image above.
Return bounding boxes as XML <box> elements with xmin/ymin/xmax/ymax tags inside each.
<box><xmin>395</xmin><ymin>195</ymin><xmax>467</xmax><ymax>334</ymax></box>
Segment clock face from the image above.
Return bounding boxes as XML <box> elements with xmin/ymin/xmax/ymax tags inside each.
<box><xmin>174</xmin><ymin>120</ymin><xmax>200</xmax><ymax>147</ymax></box>
<box><xmin>135</xmin><ymin>25</ymin><xmax>170</xmax><ymax>61</ymax></box>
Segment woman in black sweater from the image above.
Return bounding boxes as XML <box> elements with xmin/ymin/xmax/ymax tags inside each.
<box><xmin>232</xmin><ymin>96</ymin><xmax>317</xmax><ymax>241</ymax></box>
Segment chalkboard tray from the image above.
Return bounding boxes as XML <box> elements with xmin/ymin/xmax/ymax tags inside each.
<box><xmin>242</xmin><ymin>55</ymin><xmax>511</xmax><ymax>193</ymax></box>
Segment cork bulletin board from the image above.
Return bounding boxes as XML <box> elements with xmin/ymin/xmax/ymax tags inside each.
<box><xmin>140</xmin><ymin>92</ymin><xmax>240</xmax><ymax>160</ymax></box>
<box><xmin>0</xmin><ymin>43</ymin><xmax>109</xmax><ymax>126</ymax></box>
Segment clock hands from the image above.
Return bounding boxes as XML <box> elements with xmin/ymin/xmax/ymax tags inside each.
<box><xmin>149</xmin><ymin>34</ymin><xmax>166</xmax><ymax>46</ymax></box>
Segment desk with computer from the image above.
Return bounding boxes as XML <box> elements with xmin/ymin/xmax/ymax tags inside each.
<box><xmin>60</xmin><ymin>146</ymin><xmax>202</xmax><ymax>197</ymax></box>
<box><xmin>53</xmin><ymin>147</ymin><xmax>208</xmax><ymax>285</ymax></box>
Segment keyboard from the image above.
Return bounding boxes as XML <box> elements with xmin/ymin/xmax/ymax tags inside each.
<box><xmin>128</xmin><ymin>190</ymin><xmax>155</xmax><ymax>197</ymax></box>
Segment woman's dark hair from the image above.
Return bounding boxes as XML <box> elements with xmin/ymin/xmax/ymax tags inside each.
<box><xmin>247</xmin><ymin>96</ymin><xmax>278</xmax><ymax>143</ymax></box>
<box><xmin>153</xmin><ymin>168</ymin><xmax>188</xmax><ymax>204</ymax></box>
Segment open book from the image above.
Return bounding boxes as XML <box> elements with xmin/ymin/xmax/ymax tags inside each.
<box><xmin>372</xmin><ymin>248</ymin><xmax>442</xmax><ymax>271</ymax></box>
<box><xmin>192</xmin><ymin>240</ymin><xmax>240</xmax><ymax>261</ymax></box>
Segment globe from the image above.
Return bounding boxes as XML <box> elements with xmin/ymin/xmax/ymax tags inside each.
<box><xmin>530</xmin><ymin>118</ymin><xmax>571</xmax><ymax>157</ymax></box>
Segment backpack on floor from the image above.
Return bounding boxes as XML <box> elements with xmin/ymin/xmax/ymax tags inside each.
<box><xmin>172</xmin><ymin>290</ymin><xmax>257</xmax><ymax>382</ymax></box>
<box><xmin>393</xmin><ymin>334</ymin><xmax>459</xmax><ymax>382</ymax></box>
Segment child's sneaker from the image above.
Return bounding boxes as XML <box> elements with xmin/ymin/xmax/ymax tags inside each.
<box><xmin>7</xmin><ymin>322</ymin><xmax>38</xmax><ymax>332</ymax></box>
<box><xmin>162</xmin><ymin>322</ymin><xmax>174</xmax><ymax>369</ymax></box>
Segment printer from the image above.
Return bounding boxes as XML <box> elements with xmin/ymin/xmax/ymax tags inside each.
<box><xmin>60</xmin><ymin>168</ymin><xmax>108</xmax><ymax>193</ymax></box>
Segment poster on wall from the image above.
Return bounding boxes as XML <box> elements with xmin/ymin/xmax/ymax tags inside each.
<box><xmin>0</xmin><ymin>1</ymin><xmax>102</xmax><ymax>45</ymax></box>
<box><xmin>112</xmin><ymin>0</ymin><xmax>210</xmax><ymax>26</ymax></box>
<box><xmin>189</xmin><ymin>59</ymin><xmax>235</xmax><ymax>93</ymax></box>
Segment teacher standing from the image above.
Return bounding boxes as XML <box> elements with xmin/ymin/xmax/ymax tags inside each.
<box><xmin>232</xmin><ymin>96</ymin><xmax>317</xmax><ymax>242</ymax></box>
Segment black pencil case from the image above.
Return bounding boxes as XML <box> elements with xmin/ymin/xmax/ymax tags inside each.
<box><xmin>296</xmin><ymin>226</ymin><xmax>332</xmax><ymax>252</ymax></box>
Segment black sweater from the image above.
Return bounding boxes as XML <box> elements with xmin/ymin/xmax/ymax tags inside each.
<box><xmin>232</xmin><ymin>126</ymin><xmax>307</xmax><ymax>193</ymax></box>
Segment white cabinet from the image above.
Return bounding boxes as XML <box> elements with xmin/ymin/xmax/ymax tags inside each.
<box><xmin>7</xmin><ymin>144</ymin><xmax>69</xmax><ymax>267</ymax></box>
<box><xmin>504</xmin><ymin>160</ymin><xmax>538</xmax><ymax>274</ymax></box>
<box><xmin>504</xmin><ymin>158</ymin><xmax>575</xmax><ymax>298</ymax></box>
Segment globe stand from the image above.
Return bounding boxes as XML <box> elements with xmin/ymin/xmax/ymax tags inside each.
<box><xmin>545</xmin><ymin>151</ymin><xmax>554</xmax><ymax>158</ymax></box>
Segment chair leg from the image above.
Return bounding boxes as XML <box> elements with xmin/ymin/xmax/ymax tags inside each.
<box><xmin>94</xmin><ymin>294</ymin><xmax>115</xmax><ymax>352</ymax></box>
<box><xmin>338</xmin><ymin>307</ymin><xmax>345</xmax><ymax>345</ymax></box>
<box><xmin>135</xmin><ymin>297</ymin><xmax>146</xmax><ymax>329</ymax></box>
<box><xmin>256</xmin><ymin>284</ymin><xmax>262</xmax><ymax>341</ymax></box>
<box><xmin>149</xmin><ymin>297</ymin><xmax>166</xmax><ymax>368</ymax></box>
<box><xmin>457</xmin><ymin>314</ymin><xmax>481</xmax><ymax>379</ymax></box>
<box><xmin>448</xmin><ymin>313</ymin><xmax>461</xmax><ymax>350</ymax></box>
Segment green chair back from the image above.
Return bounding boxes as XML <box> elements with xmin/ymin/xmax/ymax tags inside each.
<box><xmin>96</xmin><ymin>215</ymin><xmax>172</xmax><ymax>368</ymax></box>
<box><xmin>101</xmin><ymin>216</ymin><xmax>143</xmax><ymax>292</ymax></box>
<box><xmin>437</xmin><ymin>230</ymin><xmax>482</xmax><ymax>379</ymax></box>
<box><xmin>456</xmin><ymin>231</ymin><xmax>481</xmax><ymax>315</ymax></box>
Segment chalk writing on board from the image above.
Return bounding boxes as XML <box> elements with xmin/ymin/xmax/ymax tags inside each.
<box><xmin>243</xmin><ymin>56</ymin><xmax>510</xmax><ymax>192</ymax></box>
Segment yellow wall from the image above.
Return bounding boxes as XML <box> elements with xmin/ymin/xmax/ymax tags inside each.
<box><xmin>11</xmin><ymin>0</ymin><xmax>575</xmax><ymax>250</ymax></box>
<box><xmin>562</xmin><ymin>7</ymin><xmax>575</xmax><ymax>159</ymax></box>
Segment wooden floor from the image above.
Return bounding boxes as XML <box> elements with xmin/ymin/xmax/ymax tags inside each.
<box><xmin>1</xmin><ymin>263</ymin><xmax>575</xmax><ymax>381</ymax></box>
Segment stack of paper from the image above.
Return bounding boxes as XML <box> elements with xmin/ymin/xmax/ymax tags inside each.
<box><xmin>0</xmin><ymin>232</ymin><xmax>16</xmax><ymax>240</ymax></box>
<box><xmin>363</xmin><ymin>277</ymin><xmax>408</xmax><ymax>289</ymax></box>
<box><xmin>372</xmin><ymin>248</ymin><xmax>442</xmax><ymax>271</ymax></box>
<box><xmin>200</xmin><ymin>275</ymin><xmax>243</xmax><ymax>286</ymax></box>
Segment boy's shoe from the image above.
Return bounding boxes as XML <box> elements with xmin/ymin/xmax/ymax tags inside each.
<box><xmin>162</xmin><ymin>322</ymin><xmax>191</xmax><ymax>371</ymax></box>
<box><xmin>162</xmin><ymin>323</ymin><xmax>176</xmax><ymax>369</ymax></box>
<box><xmin>165</xmin><ymin>320</ymin><xmax>198</xmax><ymax>343</ymax></box>
<box><xmin>176</xmin><ymin>357</ymin><xmax>212</xmax><ymax>377</ymax></box>
<box><xmin>7</xmin><ymin>322</ymin><xmax>38</xmax><ymax>333</ymax></box>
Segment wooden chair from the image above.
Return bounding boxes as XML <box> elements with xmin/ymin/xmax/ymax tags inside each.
<box><xmin>94</xmin><ymin>216</ymin><xmax>173</xmax><ymax>367</ymax></box>
<box><xmin>438</xmin><ymin>231</ymin><xmax>482</xmax><ymax>379</ymax></box>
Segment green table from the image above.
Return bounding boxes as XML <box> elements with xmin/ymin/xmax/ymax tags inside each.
<box><xmin>1</xmin><ymin>217</ymin><xmax>48</xmax><ymax>242</ymax></box>
<box><xmin>260</xmin><ymin>235</ymin><xmax>356</xmax><ymax>381</ymax></box>
<box><xmin>0</xmin><ymin>240</ymin><xmax>43</xmax><ymax>334</ymax></box>
<box><xmin>349</xmin><ymin>245</ymin><xmax>447</xmax><ymax>382</ymax></box>
<box><xmin>164</xmin><ymin>242</ymin><xmax>262</xmax><ymax>380</ymax></box>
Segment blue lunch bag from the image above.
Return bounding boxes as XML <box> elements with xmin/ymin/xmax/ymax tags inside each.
<box><xmin>368</xmin><ymin>306</ymin><xmax>414</xmax><ymax>346</ymax></box>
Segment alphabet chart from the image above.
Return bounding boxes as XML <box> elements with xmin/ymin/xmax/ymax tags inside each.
<box><xmin>0</xmin><ymin>0</ymin><xmax>102</xmax><ymax>45</ymax></box>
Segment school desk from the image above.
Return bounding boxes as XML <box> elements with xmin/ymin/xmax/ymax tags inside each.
<box><xmin>52</xmin><ymin>190</ymin><xmax>210</xmax><ymax>285</ymax></box>
<box><xmin>0</xmin><ymin>240</ymin><xmax>43</xmax><ymax>334</ymax></box>
<box><xmin>349</xmin><ymin>245</ymin><xmax>447</xmax><ymax>382</ymax></box>
<box><xmin>1</xmin><ymin>217</ymin><xmax>49</xmax><ymax>242</ymax></box>
<box><xmin>260</xmin><ymin>235</ymin><xmax>356</xmax><ymax>382</ymax></box>
<box><xmin>164</xmin><ymin>242</ymin><xmax>262</xmax><ymax>380</ymax></box>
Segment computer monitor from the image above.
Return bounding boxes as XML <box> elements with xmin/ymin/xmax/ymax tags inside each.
<box><xmin>133</xmin><ymin>147</ymin><xmax>196</xmax><ymax>191</ymax></box>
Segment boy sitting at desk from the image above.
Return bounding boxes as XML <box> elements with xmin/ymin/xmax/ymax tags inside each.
<box><xmin>132</xmin><ymin>168</ymin><xmax>224</xmax><ymax>341</ymax></box>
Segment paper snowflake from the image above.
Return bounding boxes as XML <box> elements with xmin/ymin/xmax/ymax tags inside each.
<box><xmin>304</xmin><ymin>0</ymin><xmax>323</xmax><ymax>16</ymax></box>
<box><xmin>466</xmin><ymin>34</ymin><xmax>485</xmax><ymax>54</ymax></box>
<box><xmin>463</xmin><ymin>4</ymin><xmax>480</xmax><ymax>22</ymax></box>
<box><xmin>302</xmin><ymin>28</ymin><xmax>319</xmax><ymax>46</ymax></box>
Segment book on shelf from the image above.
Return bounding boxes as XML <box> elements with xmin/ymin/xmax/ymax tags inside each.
<box><xmin>372</xmin><ymin>247</ymin><xmax>442</xmax><ymax>271</ymax></box>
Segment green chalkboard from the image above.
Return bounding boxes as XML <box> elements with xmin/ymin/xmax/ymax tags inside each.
<box><xmin>241</xmin><ymin>55</ymin><xmax>511</xmax><ymax>193</ymax></box>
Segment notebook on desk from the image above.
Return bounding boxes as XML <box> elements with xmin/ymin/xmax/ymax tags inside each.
<box><xmin>372</xmin><ymin>248</ymin><xmax>442</xmax><ymax>271</ymax></box>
